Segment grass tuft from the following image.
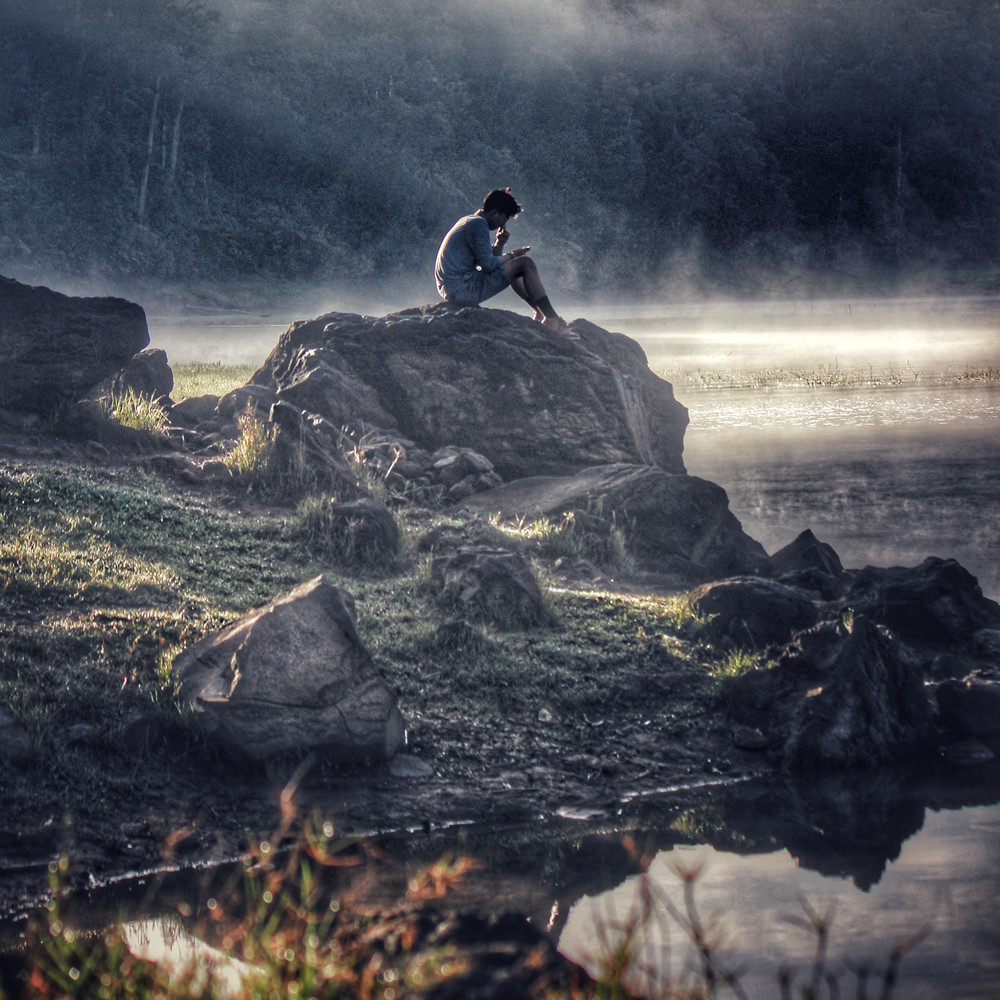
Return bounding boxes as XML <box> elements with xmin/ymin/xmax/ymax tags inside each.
<box><xmin>222</xmin><ymin>409</ymin><xmax>278</xmax><ymax>477</ymax></box>
<box><xmin>101</xmin><ymin>388</ymin><xmax>169</xmax><ymax>435</ymax></box>
<box><xmin>711</xmin><ymin>647</ymin><xmax>765</xmax><ymax>682</ymax></box>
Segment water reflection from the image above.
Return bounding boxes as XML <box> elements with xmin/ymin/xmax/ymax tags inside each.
<box><xmin>15</xmin><ymin>765</ymin><xmax>998</xmax><ymax>999</ymax></box>
<box><xmin>552</xmin><ymin>760</ymin><xmax>1000</xmax><ymax>997</ymax></box>
<box><xmin>559</xmin><ymin>796</ymin><xmax>1000</xmax><ymax>1000</ymax></box>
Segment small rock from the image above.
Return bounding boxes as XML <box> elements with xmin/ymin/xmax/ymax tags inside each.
<box><xmin>447</xmin><ymin>478</ymin><xmax>476</xmax><ymax>502</ymax></box>
<box><xmin>388</xmin><ymin>754</ymin><xmax>434</xmax><ymax>779</ymax></box>
<box><xmin>537</xmin><ymin>708</ymin><xmax>554</xmax><ymax>724</ymax></box>
<box><xmin>732</xmin><ymin>725</ymin><xmax>769</xmax><ymax>751</ymax></box>
<box><xmin>170</xmin><ymin>393</ymin><xmax>220</xmax><ymax>425</ymax></box>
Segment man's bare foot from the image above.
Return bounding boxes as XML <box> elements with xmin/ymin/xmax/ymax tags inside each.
<box><xmin>542</xmin><ymin>315</ymin><xmax>580</xmax><ymax>340</ymax></box>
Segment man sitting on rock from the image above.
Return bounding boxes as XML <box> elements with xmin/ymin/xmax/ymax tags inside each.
<box><xmin>434</xmin><ymin>188</ymin><xmax>578</xmax><ymax>340</ymax></box>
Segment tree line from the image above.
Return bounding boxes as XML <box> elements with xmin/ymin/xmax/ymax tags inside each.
<box><xmin>2</xmin><ymin>0</ymin><xmax>999</xmax><ymax>303</ymax></box>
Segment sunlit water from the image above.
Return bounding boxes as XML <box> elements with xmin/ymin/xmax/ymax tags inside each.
<box><xmin>559</xmin><ymin>802</ymin><xmax>1000</xmax><ymax>1000</ymax></box>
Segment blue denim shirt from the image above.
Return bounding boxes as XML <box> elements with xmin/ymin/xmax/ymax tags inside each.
<box><xmin>434</xmin><ymin>214</ymin><xmax>505</xmax><ymax>301</ymax></box>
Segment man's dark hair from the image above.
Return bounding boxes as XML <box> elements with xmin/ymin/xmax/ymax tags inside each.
<box><xmin>482</xmin><ymin>188</ymin><xmax>522</xmax><ymax>217</ymax></box>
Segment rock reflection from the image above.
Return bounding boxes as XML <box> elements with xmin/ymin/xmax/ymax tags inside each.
<box><xmin>560</xmin><ymin>774</ymin><xmax>1000</xmax><ymax>1000</ymax></box>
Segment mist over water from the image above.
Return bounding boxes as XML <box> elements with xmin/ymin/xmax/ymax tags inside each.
<box><xmin>609</xmin><ymin>298</ymin><xmax>1000</xmax><ymax>598</ymax></box>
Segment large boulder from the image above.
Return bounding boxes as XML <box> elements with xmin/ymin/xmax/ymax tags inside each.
<box><xmin>844</xmin><ymin>557</ymin><xmax>1000</xmax><ymax>650</ymax></box>
<box><xmin>174</xmin><ymin>576</ymin><xmax>404</xmax><ymax>761</ymax></box>
<box><xmin>719</xmin><ymin>616</ymin><xmax>934</xmax><ymax>771</ymax></box>
<box><xmin>248</xmin><ymin>304</ymin><xmax>688</xmax><ymax>480</ymax></box>
<box><xmin>0</xmin><ymin>275</ymin><xmax>149</xmax><ymax>417</ymax></box>
<box><xmin>689</xmin><ymin>576</ymin><xmax>823</xmax><ymax>647</ymax></box>
<box><xmin>782</xmin><ymin>616</ymin><xmax>933</xmax><ymax>770</ymax></box>
<box><xmin>464</xmin><ymin>463</ymin><xmax>768</xmax><ymax>580</ymax></box>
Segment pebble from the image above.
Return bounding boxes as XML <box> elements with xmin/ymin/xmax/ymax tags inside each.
<box><xmin>388</xmin><ymin>754</ymin><xmax>435</xmax><ymax>778</ymax></box>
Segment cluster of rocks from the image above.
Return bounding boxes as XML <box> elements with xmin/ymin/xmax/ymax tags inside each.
<box><xmin>697</xmin><ymin>531</ymin><xmax>1000</xmax><ymax>772</ymax></box>
<box><xmin>4</xmin><ymin>274</ymin><xmax>999</xmax><ymax>780</ymax></box>
<box><xmin>345</xmin><ymin>434</ymin><xmax>503</xmax><ymax>505</ymax></box>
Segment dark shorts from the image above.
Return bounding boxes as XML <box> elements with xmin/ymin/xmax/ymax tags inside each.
<box><xmin>443</xmin><ymin>266</ymin><xmax>511</xmax><ymax>305</ymax></box>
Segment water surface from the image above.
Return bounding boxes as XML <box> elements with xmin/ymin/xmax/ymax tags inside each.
<box><xmin>560</xmin><ymin>800</ymin><xmax>1000</xmax><ymax>999</ymax></box>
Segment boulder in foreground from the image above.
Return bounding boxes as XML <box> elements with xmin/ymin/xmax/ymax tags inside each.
<box><xmin>248</xmin><ymin>304</ymin><xmax>688</xmax><ymax>480</ymax></box>
<box><xmin>174</xmin><ymin>576</ymin><xmax>404</xmax><ymax>762</ymax></box>
<box><xmin>0</xmin><ymin>275</ymin><xmax>149</xmax><ymax>417</ymax></box>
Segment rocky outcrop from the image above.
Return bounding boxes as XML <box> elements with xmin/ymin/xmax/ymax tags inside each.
<box><xmin>843</xmin><ymin>557</ymin><xmax>1000</xmax><ymax>649</ymax></box>
<box><xmin>719</xmin><ymin>616</ymin><xmax>934</xmax><ymax>771</ymax></box>
<box><xmin>464</xmin><ymin>463</ymin><xmax>768</xmax><ymax>580</ymax></box>
<box><xmin>0</xmin><ymin>275</ymin><xmax>149</xmax><ymax>417</ymax></box>
<box><xmin>781</xmin><ymin>616</ymin><xmax>933</xmax><ymax>770</ymax></box>
<box><xmin>248</xmin><ymin>304</ymin><xmax>688</xmax><ymax>480</ymax></box>
<box><xmin>174</xmin><ymin>576</ymin><xmax>404</xmax><ymax>762</ymax></box>
<box><xmin>689</xmin><ymin>576</ymin><xmax>823</xmax><ymax>647</ymax></box>
<box><xmin>768</xmin><ymin>528</ymin><xmax>846</xmax><ymax>599</ymax></box>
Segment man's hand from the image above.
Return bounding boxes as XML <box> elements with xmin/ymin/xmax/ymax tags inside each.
<box><xmin>503</xmin><ymin>246</ymin><xmax>531</xmax><ymax>260</ymax></box>
<box><xmin>493</xmin><ymin>226</ymin><xmax>511</xmax><ymax>252</ymax></box>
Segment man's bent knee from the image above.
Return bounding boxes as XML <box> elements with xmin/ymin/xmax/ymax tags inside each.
<box><xmin>504</xmin><ymin>254</ymin><xmax>537</xmax><ymax>278</ymax></box>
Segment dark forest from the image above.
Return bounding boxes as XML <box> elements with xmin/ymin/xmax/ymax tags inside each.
<box><xmin>3</xmin><ymin>0</ymin><xmax>1000</xmax><ymax>304</ymax></box>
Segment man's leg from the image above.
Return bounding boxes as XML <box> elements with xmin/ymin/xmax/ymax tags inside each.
<box><xmin>508</xmin><ymin>274</ymin><xmax>544</xmax><ymax>321</ymax></box>
<box><xmin>504</xmin><ymin>256</ymin><xmax>576</xmax><ymax>337</ymax></box>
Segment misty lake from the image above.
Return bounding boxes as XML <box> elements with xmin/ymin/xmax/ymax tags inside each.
<box><xmin>143</xmin><ymin>296</ymin><xmax>1000</xmax><ymax>995</ymax></box>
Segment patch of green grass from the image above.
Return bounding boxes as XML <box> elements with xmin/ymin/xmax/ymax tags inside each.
<box><xmin>711</xmin><ymin>647</ymin><xmax>765</xmax><ymax>683</ymax></box>
<box><xmin>222</xmin><ymin>409</ymin><xmax>279</xmax><ymax>477</ymax></box>
<box><xmin>0</xmin><ymin>454</ymin><xmax>747</xmax><ymax>893</ymax></box>
<box><xmin>172</xmin><ymin>362</ymin><xmax>257</xmax><ymax>400</ymax></box>
<box><xmin>101</xmin><ymin>388</ymin><xmax>169</xmax><ymax>434</ymax></box>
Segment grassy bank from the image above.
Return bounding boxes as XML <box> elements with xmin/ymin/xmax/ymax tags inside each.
<box><xmin>0</xmin><ymin>450</ymin><xmax>732</xmax><ymax>874</ymax></box>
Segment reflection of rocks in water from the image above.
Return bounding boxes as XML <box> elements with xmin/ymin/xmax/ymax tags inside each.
<box><xmin>693</xmin><ymin>771</ymin><xmax>926</xmax><ymax>891</ymax></box>
<box><xmin>778</xmin><ymin>769</ymin><xmax>926</xmax><ymax>891</ymax></box>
